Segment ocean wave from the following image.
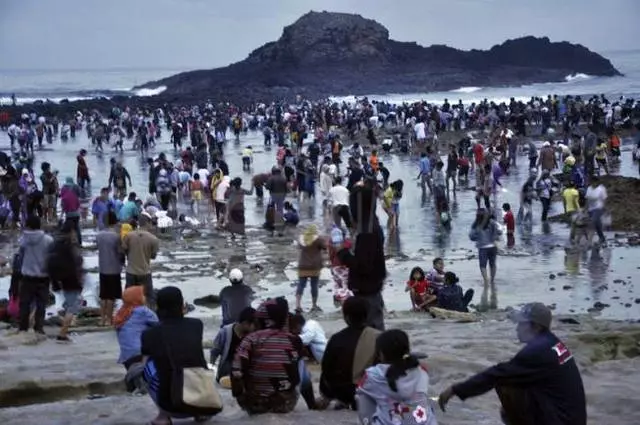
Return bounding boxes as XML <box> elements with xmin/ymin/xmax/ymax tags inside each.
<box><xmin>132</xmin><ymin>86</ymin><xmax>167</xmax><ymax>97</ymax></box>
<box><xmin>450</xmin><ymin>86</ymin><xmax>483</xmax><ymax>93</ymax></box>
<box><xmin>564</xmin><ymin>73</ymin><xmax>592</xmax><ymax>82</ymax></box>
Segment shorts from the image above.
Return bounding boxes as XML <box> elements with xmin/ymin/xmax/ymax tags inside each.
<box><xmin>62</xmin><ymin>290</ymin><xmax>82</xmax><ymax>315</ymax></box>
<box><xmin>478</xmin><ymin>246</ymin><xmax>498</xmax><ymax>269</ymax></box>
<box><xmin>596</xmin><ymin>157</ymin><xmax>607</xmax><ymax>165</ymax></box>
<box><xmin>192</xmin><ymin>190</ymin><xmax>203</xmax><ymax>201</ymax></box>
<box><xmin>611</xmin><ymin>147</ymin><xmax>621</xmax><ymax>157</ymax></box>
<box><xmin>99</xmin><ymin>273</ymin><xmax>123</xmax><ymax>300</ymax></box>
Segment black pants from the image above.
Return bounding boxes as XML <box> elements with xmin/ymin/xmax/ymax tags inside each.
<box><xmin>540</xmin><ymin>197</ymin><xmax>551</xmax><ymax>222</ymax></box>
<box><xmin>65</xmin><ymin>216</ymin><xmax>82</xmax><ymax>245</ymax></box>
<box><xmin>333</xmin><ymin>205</ymin><xmax>352</xmax><ymax>229</ymax></box>
<box><xmin>18</xmin><ymin>276</ymin><xmax>50</xmax><ymax>332</ymax></box>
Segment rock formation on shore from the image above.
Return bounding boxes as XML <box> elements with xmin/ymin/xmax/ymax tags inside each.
<box><xmin>137</xmin><ymin>11</ymin><xmax>620</xmax><ymax>103</ymax></box>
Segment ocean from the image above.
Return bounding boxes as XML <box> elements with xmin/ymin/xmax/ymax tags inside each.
<box><xmin>1</xmin><ymin>49</ymin><xmax>640</xmax><ymax>106</ymax></box>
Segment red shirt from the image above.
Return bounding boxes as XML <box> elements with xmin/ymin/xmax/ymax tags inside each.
<box><xmin>473</xmin><ymin>144</ymin><xmax>484</xmax><ymax>165</ymax></box>
<box><xmin>406</xmin><ymin>278</ymin><xmax>429</xmax><ymax>296</ymax></box>
<box><xmin>503</xmin><ymin>211</ymin><xmax>515</xmax><ymax>233</ymax></box>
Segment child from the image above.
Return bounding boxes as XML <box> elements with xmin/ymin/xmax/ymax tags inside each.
<box><xmin>189</xmin><ymin>173</ymin><xmax>204</xmax><ymax>214</ymax></box>
<box><xmin>436</xmin><ymin>272</ymin><xmax>474</xmax><ymax>313</ymax></box>
<box><xmin>328</xmin><ymin>229</ymin><xmax>353</xmax><ymax>307</ymax></box>
<box><xmin>289</xmin><ymin>312</ymin><xmax>328</xmax><ymax>362</ymax></box>
<box><xmin>405</xmin><ymin>267</ymin><xmax>436</xmax><ymax>311</ymax></box>
<box><xmin>595</xmin><ymin>139</ymin><xmax>609</xmax><ymax>174</ymax></box>
<box><xmin>356</xmin><ymin>329</ymin><xmax>438</xmax><ymax>425</ymax></box>
<box><xmin>242</xmin><ymin>145</ymin><xmax>253</xmax><ymax>171</ymax></box>
<box><xmin>283</xmin><ymin>201</ymin><xmax>300</xmax><ymax>226</ymax></box>
<box><xmin>457</xmin><ymin>156</ymin><xmax>470</xmax><ymax>184</ymax></box>
<box><xmin>570</xmin><ymin>197</ymin><xmax>590</xmax><ymax>246</ymax></box>
<box><xmin>502</xmin><ymin>203</ymin><xmax>515</xmax><ymax>248</ymax></box>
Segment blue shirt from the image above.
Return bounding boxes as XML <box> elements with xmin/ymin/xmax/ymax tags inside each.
<box><xmin>91</xmin><ymin>198</ymin><xmax>115</xmax><ymax>230</ymax></box>
<box><xmin>116</xmin><ymin>306</ymin><xmax>158</xmax><ymax>363</ymax></box>
<box><xmin>119</xmin><ymin>201</ymin><xmax>139</xmax><ymax>222</ymax></box>
<box><xmin>419</xmin><ymin>157</ymin><xmax>431</xmax><ymax>176</ymax></box>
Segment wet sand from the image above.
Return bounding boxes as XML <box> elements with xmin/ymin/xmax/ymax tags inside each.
<box><xmin>1</xmin><ymin>315</ymin><xmax>639</xmax><ymax>424</ymax></box>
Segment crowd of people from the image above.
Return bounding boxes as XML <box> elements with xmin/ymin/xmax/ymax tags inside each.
<box><xmin>2</xmin><ymin>91</ymin><xmax>636</xmax><ymax>425</ymax></box>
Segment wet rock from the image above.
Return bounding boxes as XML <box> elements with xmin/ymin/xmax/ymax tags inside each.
<box><xmin>558</xmin><ymin>318</ymin><xmax>580</xmax><ymax>325</ymax></box>
<box><xmin>549</xmin><ymin>274</ymin><xmax>556</xmax><ymax>280</ymax></box>
<box><xmin>613</xmin><ymin>279</ymin><xmax>625</xmax><ymax>284</ymax></box>
<box><xmin>562</xmin><ymin>285</ymin><xmax>573</xmax><ymax>290</ymax></box>
<box><xmin>592</xmin><ymin>301</ymin><xmax>610</xmax><ymax>311</ymax></box>
<box><xmin>549</xmin><ymin>287</ymin><xmax>556</xmax><ymax>291</ymax></box>
<box><xmin>625</xmin><ymin>304</ymin><xmax>632</xmax><ymax>308</ymax></box>
<box><xmin>193</xmin><ymin>295</ymin><xmax>222</xmax><ymax>308</ymax></box>
<box><xmin>557</xmin><ymin>272</ymin><xmax>566</xmax><ymax>277</ymax></box>
<box><xmin>612</xmin><ymin>296</ymin><xmax>620</xmax><ymax>300</ymax></box>
<box><xmin>635</xmin><ymin>298</ymin><xmax>640</xmax><ymax>304</ymax></box>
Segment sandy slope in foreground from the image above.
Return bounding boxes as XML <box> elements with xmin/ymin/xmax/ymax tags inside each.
<box><xmin>0</xmin><ymin>313</ymin><xmax>639</xmax><ymax>425</ymax></box>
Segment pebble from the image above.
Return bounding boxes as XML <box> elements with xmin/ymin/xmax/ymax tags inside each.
<box><xmin>562</xmin><ymin>285</ymin><xmax>573</xmax><ymax>290</ymax></box>
<box><xmin>549</xmin><ymin>287</ymin><xmax>556</xmax><ymax>291</ymax></box>
<box><xmin>635</xmin><ymin>298</ymin><xmax>640</xmax><ymax>304</ymax></box>
<box><xmin>549</xmin><ymin>273</ymin><xmax>556</xmax><ymax>280</ymax></box>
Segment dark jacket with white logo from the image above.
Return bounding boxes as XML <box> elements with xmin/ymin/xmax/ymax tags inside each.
<box><xmin>453</xmin><ymin>330</ymin><xmax>586</xmax><ymax>425</ymax></box>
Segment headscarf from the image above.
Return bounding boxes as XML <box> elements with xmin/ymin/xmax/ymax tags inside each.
<box><xmin>113</xmin><ymin>286</ymin><xmax>145</xmax><ymax>329</ymax></box>
<box><xmin>120</xmin><ymin>223</ymin><xmax>133</xmax><ymax>241</ymax></box>
<box><xmin>65</xmin><ymin>177</ymin><xmax>74</xmax><ymax>186</ymax></box>
<box><xmin>255</xmin><ymin>297</ymin><xmax>289</xmax><ymax>330</ymax></box>
<box><xmin>302</xmin><ymin>224</ymin><xmax>318</xmax><ymax>246</ymax></box>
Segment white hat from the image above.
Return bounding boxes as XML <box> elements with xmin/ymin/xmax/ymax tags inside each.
<box><xmin>229</xmin><ymin>268</ymin><xmax>243</xmax><ymax>282</ymax></box>
<box><xmin>543</xmin><ymin>141</ymin><xmax>551</xmax><ymax>147</ymax></box>
<box><xmin>21</xmin><ymin>168</ymin><xmax>29</xmax><ymax>175</ymax></box>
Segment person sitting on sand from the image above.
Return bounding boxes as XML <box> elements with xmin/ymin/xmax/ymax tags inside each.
<box><xmin>436</xmin><ymin>272</ymin><xmax>474</xmax><ymax>313</ymax></box>
<box><xmin>289</xmin><ymin>311</ymin><xmax>328</xmax><ymax>363</ymax></box>
<box><xmin>439</xmin><ymin>303</ymin><xmax>586</xmax><ymax>425</ymax></box>
<box><xmin>232</xmin><ymin>297</ymin><xmax>311</xmax><ymax>414</ymax></box>
<box><xmin>142</xmin><ymin>287</ymin><xmax>219</xmax><ymax>424</ymax></box>
<box><xmin>317</xmin><ymin>297</ymin><xmax>380</xmax><ymax>410</ymax></box>
<box><xmin>426</xmin><ymin>257</ymin><xmax>446</xmax><ymax>289</ymax></box>
<box><xmin>356</xmin><ymin>329</ymin><xmax>438</xmax><ymax>425</ymax></box>
<box><xmin>114</xmin><ymin>286</ymin><xmax>158</xmax><ymax>393</ymax></box>
<box><xmin>405</xmin><ymin>266</ymin><xmax>437</xmax><ymax>311</ymax></box>
<box><xmin>210</xmin><ymin>307</ymin><xmax>256</xmax><ymax>386</ymax></box>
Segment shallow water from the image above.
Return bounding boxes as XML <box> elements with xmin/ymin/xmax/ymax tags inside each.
<box><xmin>1</xmin><ymin>129</ymin><xmax>639</xmax><ymax>320</ymax></box>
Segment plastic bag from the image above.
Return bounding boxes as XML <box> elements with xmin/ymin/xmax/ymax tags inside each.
<box><xmin>8</xmin><ymin>296</ymin><xmax>19</xmax><ymax>319</ymax></box>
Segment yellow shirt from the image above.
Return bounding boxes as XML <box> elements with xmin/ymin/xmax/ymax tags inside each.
<box><xmin>595</xmin><ymin>143</ymin><xmax>607</xmax><ymax>160</ymax></box>
<box><xmin>562</xmin><ymin>188</ymin><xmax>580</xmax><ymax>213</ymax></box>
<box><xmin>383</xmin><ymin>187</ymin><xmax>394</xmax><ymax>209</ymax></box>
<box><xmin>120</xmin><ymin>223</ymin><xmax>133</xmax><ymax>242</ymax></box>
<box><xmin>242</xmin><ymin>148</ymin><xmax>253</xmax><ymax>158</ymax></box>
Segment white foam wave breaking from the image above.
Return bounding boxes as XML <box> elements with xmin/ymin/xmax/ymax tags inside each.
<box><xmin>450</xmin><ymin>86</ymin><xmax>483</xmax><ymax>94</ymax></box>
<box><xmin>564</xmin><ymin>73</ymin><xmax>592</xmax><ymax>82</ymax></box>
<box><xmin>132</xmin><ymin>86</ymin><xmax>167</xmax><ymax>97</ymax></box>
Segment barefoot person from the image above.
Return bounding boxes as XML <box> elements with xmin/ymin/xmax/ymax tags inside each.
<box><xmin>438</xmin><ymin>303</ymin><xmax>586</xmax><ymax>425</ymax></box>
<box><xmin>96</xmin><ymin>211</ymin><xmax>124</xmax><ymax>326</ymax></box>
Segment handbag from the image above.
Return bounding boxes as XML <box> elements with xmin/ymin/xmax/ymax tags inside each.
<box><xmin>163</xmin><ymin>330</ymin><xmax>223</xmax><ymax>416</ymax></box>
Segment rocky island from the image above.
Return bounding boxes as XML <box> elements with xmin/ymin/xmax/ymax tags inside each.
<box><xmin>137</xmin><ymin>10</ymin><xmax>621</xmax><ymax>104</ymax></box>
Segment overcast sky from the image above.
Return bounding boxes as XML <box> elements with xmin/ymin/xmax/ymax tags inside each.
<box><xmin>1</xmin><ymin>0</ymin><xmax>637</xmax><ymax>71</ymax></box>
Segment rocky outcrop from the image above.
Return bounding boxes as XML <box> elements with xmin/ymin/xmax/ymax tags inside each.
<box><xmin>136</xmin><ymin>11</ymin><xmax>620</xmax><ymax>103</ymax></box>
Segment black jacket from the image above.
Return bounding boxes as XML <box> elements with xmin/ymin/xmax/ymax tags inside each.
<box><xmin>453</xmin><ymin>331</ymin><xmax>586</xmax><ymax>425</ymax></box>
<box><xmin>337</xmin><ymin>225</ymin><xmax>386</xmax><ymax>296</ymax></box>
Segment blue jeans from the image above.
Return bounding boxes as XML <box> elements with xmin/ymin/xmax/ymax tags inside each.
<box><xmin>297</xmin><ymin>276</ymin><xmax>319</xmax><ymax>299</ymax></box>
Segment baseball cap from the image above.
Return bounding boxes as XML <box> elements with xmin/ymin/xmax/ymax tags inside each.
<box><xmin>229</xmin><ymin>268</ymin><xmax>243</xmax><ymax>282</ymax></box>
<box><xmin>512</xmin><ymin>302</ymin><xmax>552</xmax><ymax>329</ymax></box>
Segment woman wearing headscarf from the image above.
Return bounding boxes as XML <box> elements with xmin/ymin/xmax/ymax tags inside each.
<box><xmin>115</xmin><ymin>286</ymin><xmax>158</xmax><ymax>393</ymax></box>
<box><xmin>141</xmin><ymin>286</ymin><xmax>213</xmax><ymax>424</ymax></box>
<box><xmin>296</xmin><ymin>224</ymin><xmax>327</xmax><ymax>313</ymax></box>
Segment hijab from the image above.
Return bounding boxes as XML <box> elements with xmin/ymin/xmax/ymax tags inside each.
<box><xmin>156</xmin><ymin>286</ymin><xmax>184</xmax><ymax>320</ymax></box>
<box><xmin>113</xmin><ymin>286</ymin><xmax>145</xmax><ymax>329</ymax></box>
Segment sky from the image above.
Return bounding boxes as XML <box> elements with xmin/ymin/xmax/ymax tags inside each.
<box><xmin>1</xmin><ymin>0</ymin><xmax>638</xmax><ymax>71</ymax></box>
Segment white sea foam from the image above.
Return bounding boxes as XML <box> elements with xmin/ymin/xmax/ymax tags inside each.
<box><xmin>450</xmin><ymin>86</ymin><xmax>483</xmax><ymax>93</ymax></box>
<box><xmin>132</xmin><ymin>86</ymin><xmax>167</xmax><ymax>97</ymax></box>
<box><xmin>564</xmin><ymin>73</ymin><xmax>592</xmax><ymax>82</ymax></box>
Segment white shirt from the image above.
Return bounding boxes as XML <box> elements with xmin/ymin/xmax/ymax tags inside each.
<box><xmin>329</xmin><ymin>185</ymin><xmax>350</xmax><ymax>207</ymax></box>
<box><xmin>299</xmin><ymin>319</ymin><xmax>327</xmax><ymax>361</ymax></box>
<box><xmin>414</xmin><ymin>122</ymin><xmax>426</xmax><ymax>140</ymax></box>
<box><xmin>215</xmin><ymin>176</ymin><xmax>231</xmax><ymax>202</ymax></box>
<box><xmin>585</xmin><ymin>185</ymin><xmax>607</xmax><ymax>211</ymax></box>
<box><xmin>197</xmin><ymin>168</ymin><xmax>209</xmax><ymax>186</ymax></box>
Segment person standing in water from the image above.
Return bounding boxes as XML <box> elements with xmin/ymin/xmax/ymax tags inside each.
<box><xmin>469</xmin><ymin>208</ymin><xmax>502</xmax><ymax>289</ymax></box>
<box><xmin>96</xmin><ymin>211</ymin><xmax>124</xmax><ymax>326</ymax></box>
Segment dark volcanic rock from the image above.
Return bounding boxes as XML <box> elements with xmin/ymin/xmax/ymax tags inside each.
<box><xmin>137</xmin><ymin>11</ymin><xmax>620</xmax><ymax>102</ymax></box>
